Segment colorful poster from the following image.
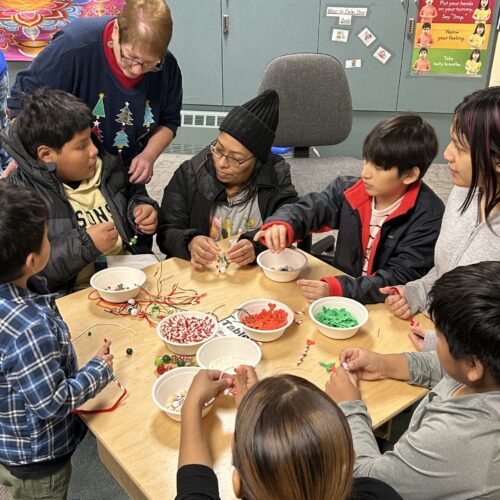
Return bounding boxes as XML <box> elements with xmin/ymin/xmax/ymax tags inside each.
<box><xmin>0</xmin><ymin>1</ymin><xmax>125</xmax><ymax>61</ymax></box>
<box><xmin>411</xmin><ymin>0</ymin><xmax>495</xmax><ymax>77</ymax></box>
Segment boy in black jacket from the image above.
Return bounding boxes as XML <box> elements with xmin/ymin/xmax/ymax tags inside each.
<box><xmin>255</xmin><ymin>114</ymin><xmax>444</xmax><ymax>304</ymax></box>
<box><xmin>1</xmin><ymin>89</ymin><xmax>158</xmax><ymax>294</ymax></box>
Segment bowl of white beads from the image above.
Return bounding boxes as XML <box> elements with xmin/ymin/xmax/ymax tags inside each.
<box><xmin>151</xmin><ymin>366</ymin><xmax>213</xmax><ymax>422</ymax></box>
<box><xmin>257</xmin><ymin>248</ymin><xmax>307</xmax><ymax>283</ymax></box>
<box><xmin>196</xmin><ymin>336</ymin><xmax>262</xmax><ymax>374</ymax></box>
<box><xmin>157</xmin><ymin>311</ymin><xmax>217</xmax><ymax>355</ymax></box>
<box><xmin>90</xmin><ymin>266</ymin><xmax>146</xmax><ymax>303</ymax></box>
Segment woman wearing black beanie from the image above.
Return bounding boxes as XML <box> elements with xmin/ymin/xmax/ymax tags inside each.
<box><xmin>157</xmin><ymin>89</ymin><xmax>299</xmax><ymax>268</ymax></box>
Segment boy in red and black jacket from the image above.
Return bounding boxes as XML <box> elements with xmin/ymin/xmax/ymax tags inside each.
<box><xmin>255</xmin><ymin>114</ymin><xmax>444</xmax><ymax>304</ymax></box>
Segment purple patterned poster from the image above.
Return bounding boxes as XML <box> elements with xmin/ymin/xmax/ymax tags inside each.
<box><xmin>0</xmin><ymin>1</ymin><xmax>125</xmax><ymax>61</ymax></box>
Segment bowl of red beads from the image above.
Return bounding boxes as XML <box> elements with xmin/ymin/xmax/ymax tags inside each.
<box><xmin>309</xmin><ymin>297</ymin><xmax>368</xmax><ymax>340</ymax></box>
<box><xmin>152</xmin><ymin>367</ymin><xmax>213</xmax><ymax>422</ymax></box>
<box><xmin>236</xmin><ymin>299</ymin><xmax>294</xmax><ymax>342</ymax></box>
<box><xmin>90</xmin><ymin>266</ymin><xmax>147</xmax><ymax>303</ymax></box>
<box><xmin>157</xmin><ymin>311</ymin><xmax>217</xmax><ymax>355</ymax></box>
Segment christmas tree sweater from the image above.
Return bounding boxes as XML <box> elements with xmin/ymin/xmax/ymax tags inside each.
<box><xmin>8</xmin><ymin>16</ymin><xmax>182</xmax><ymax>166</ymax></box>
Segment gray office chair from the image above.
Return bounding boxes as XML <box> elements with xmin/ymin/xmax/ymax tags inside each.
<box><xmin>258</xmin><ymin>53</ymin><xmax>353</xmax><ymax>254</ymax></box>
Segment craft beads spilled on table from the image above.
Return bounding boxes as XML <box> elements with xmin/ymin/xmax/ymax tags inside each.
<box><xmin>160</xmin><ymin>315</ymin><xmax>215</xmax><ymax>344</ymax></box>
<box><xmin>207</xmin><ymin>354</ymin><xmax>248</xmax><ymax>371</ymax></box>
<box><xmin>241</xmin><ymin>303</ymin><xmax>288</xmax><ymax>330</ymax></box>
<box><xmin>315</xmin><ymin>307</ymin><xmax>359</xmax><ymax>328</ymax></box>
<box><xmin>162</xmin><ymin>354</ymin><xmax>171</xmax><ymax>364</ymax></box>
<box><xmin>164</xmin><ymin>388</ymin><xmax>187</xmax><ymax>412</ymax></box>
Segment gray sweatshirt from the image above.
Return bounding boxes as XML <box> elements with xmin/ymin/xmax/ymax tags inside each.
<box><xmin>340</xmin><ymin>352</ymin><xmax>500</xmax><ymax>499</ymax></box>
<box><xmin>403</xmin><ymin>186</ymin><xmax>500</xmax><ymax>350</ymax></box>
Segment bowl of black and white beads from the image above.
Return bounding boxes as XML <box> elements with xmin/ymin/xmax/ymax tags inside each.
<box><xmin>151</xmin><ymin>366</ymin><xmax>213</xmax><ymax>421</ymax></box>
<box><xmin>257</xmin><ymin>248</ymin><xmax>308</xmax><ymax>282</ymax></box>
<box><xmin>156</xmin><ymin>311</ymin><xmax>217</xmax><ymax>355</ymax></box>
<box><xmin>90</xmin><ymin>266</ymin><xmax>147</xmax><ymax>303</ymax></box>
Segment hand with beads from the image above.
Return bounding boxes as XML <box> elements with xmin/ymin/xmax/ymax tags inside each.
<box><xmin>325</xmin><ymin>366</ymin><xmax>360</xmax><ymax>404</ymax></box>
<box><xmin>233</xmin><ymin>365</ymin><xmax>258</xmax><ymax>407</ymax></box>
<box><xmin>254</xmin><ymin>224</ymin><xmax>289</xmax><ymax>252</ymax></box>
<box><xmin>134</xmin><ymin>204</ymin><xmax>158</xmax><ymax>234</ymax></box>
<box><xmin>95</xmin><ymin>339</ymin><xmax>114</xmax><ymax>370</ymax></box>
<box><xmin>183</xmin><ymin>370</ymin><xmax>233</xmax><ymax>412</ymax></box>
<box><xmin>87</xmin><ymin>221</ymin><xmax>119</xmax><ymax>253</ymax></box>
<box><xmin>188</xmin><ymin>235</ymin><xmax>220</xmax><ymax>269</ymax></box>
<box><xmin>224</xmin><ymin>239</ymin><xmax>256</xmax><ymax>266</ymax></box>
<box><xmin>380</xmin><ymin>285</ymin><xmax>412</xmax><ymax>320</ymax></box>
<box><xmin>297</xmin><ymin>279</ymin><xmax>329</xmax><ymax>303</ymax></box>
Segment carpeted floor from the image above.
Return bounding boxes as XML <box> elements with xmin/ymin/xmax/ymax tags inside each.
<box><xmin>0</xmin><ymin>153</ymin><xmax>452</xmax><ymax>500</ymax></box>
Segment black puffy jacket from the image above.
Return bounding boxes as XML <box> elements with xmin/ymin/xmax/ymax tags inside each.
<box><xmin>262</xmin><ymin>176</ymin><xmax>444</xmax><ymax>304</ymax></box>
<box><xmin>1</xmin><ymin>122</ymin><xmax>157</xmax><ymax>295</ymax></box>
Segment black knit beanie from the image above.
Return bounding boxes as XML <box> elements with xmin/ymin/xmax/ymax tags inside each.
<box><xmin>219</xmin><ymin>89</ymin><xmax>279</xmax><ymax>163</ymax></box>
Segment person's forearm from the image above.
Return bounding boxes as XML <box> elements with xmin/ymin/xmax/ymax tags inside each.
<box><xmin>381</xmin><ymin>354</ymin><xmax>410</xmax><ymax>381</ymax></box>
<box><xmin>141</xmin><ymin>126</ymin><xmax>174</xmax><ymax>162</ymax></box>
<box><xmin>178</xmin><ymin>399</ymin><xmax>212</xmax><ymax>468</ymax></box>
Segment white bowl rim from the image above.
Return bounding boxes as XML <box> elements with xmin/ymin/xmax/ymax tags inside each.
<box><xmin>156</xmin><ymin>311</ymin><xmax>217</xmax><ymax>346</ymax></box>
<box><xmin>256</xmin><ymin>248</ymin><xmax>307</xmax><ymax>272</ymax></box>
<box><xmin>90</xmin><ymin>266</ymin><xmax>147</xmax><ymax>292</ymax></box>
<box><xmin>196</xmin><ymin>335</ymin><xmax>262</xmax><ymax>368</ymax></box>
<box><xmin>236</xmin><ymin>298</ymin><xmax>294</xmax><ymax>334</ymax></box>
<box><xmin>308</xmin><ymin>297</ymin><xmax>369</xmax><ymax>330</ymax></box>
<box><xmin>151</xmin><ymin>366</ymin><xmax>201</xmax><ymax>414</ymax></box>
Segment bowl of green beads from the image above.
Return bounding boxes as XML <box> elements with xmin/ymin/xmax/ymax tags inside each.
<box><xmin>309</xmin><ymin>297</ymin><xmax>368</xmax><ymax>339</ymax></box>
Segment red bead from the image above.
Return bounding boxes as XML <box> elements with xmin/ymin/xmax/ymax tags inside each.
<box><xmin>179</xmin><ymin>355</ymin><xmax>186</xmax><ymax>360</ymax></box>
<box><xmin>156</xmin><ymin>365</ymin><xmax>166</xmax><ymax>375</ymax></box>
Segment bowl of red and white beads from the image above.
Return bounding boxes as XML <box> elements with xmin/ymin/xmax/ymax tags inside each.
<box><xmin>90</xmin><ymin>266</ymin><xmax>147</xmax><ymax>303</ymax></box>
<box><xmin>157</xmin><ymin>311</ymin><xmax>217</xmax><ymax>355</ymax></box>
<box><xmin>236</xmin><ymin>299</ymin><xmax>294</xmax><ymax>342</ymax></box>
<box><xmin>257</xmin><ymin>248</ymin><xmax>307</xmax><ymax>283</ymax></box>
<box><xmin>152</xmin><ymin>366</ymin><xmax>213</xmax><ymax>422</ymax></box>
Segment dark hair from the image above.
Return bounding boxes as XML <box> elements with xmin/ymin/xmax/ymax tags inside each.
<box><xmin>363</xmin><ymin>114</ymin><xmax>438</xmax><ymax>178</ymax></box>
<box><xmin>477</xmin><ymin>0</ymin><xmax>489</xmax><ymax>8</ymax></box>
<box><xmin>453</xmin><ymin>86</ymin><xmax>499</xmax><ymax>223</ymax></box>
<box><xmin>422</xmin><ymin>22</ymin><xmax>432</xmax><ymax>29</ymax></box>
<box><xmin>429</xmin><ymin>262</ymin><xmax>500</xmax><ymax>383</ymax></box>
<box><xmin>474</xmin><ymin>23</ymin><xmax>486</xmax><ymax>35</ymax></box>
<box><xmin>17</xmin><ymin>88</ymin><xmax>93</xmax><ymax>159</ymax></box>
<box><xmin>0</xmin><ymin>183</ymin><xmax>48</xmax><ymax>282</ymax></box>
<box><xmin>419</xmin><ymin>48</ymin><xmax>429</xmax><ymax>55</ymax></box>
<box><xmin>469</xmin><ymin>49</ymin><xmax>481</xmax><ymax>61</ymax></box>
<box><xmin>233</xmin><ymin>375</ymin><xmax>354</xmax><ymax>500</ymax></box>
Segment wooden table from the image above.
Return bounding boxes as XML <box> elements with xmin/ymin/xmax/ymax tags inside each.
<box><xmin>57</xmin><ymin>253</ymin><xmax>431</xmax><ymax>499</ymax></box>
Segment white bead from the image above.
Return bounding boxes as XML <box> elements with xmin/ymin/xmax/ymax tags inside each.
<box><xmin>128</xmin><ymin>298</ymin><xmax>136</xmax><ymax>305</ymax></box>
<box><xmin>130</xmin><ymin>308</ymin><xmax>138</xmax><ymax>317</ymax></box>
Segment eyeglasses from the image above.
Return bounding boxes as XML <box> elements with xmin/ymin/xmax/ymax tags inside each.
<box><xmin>210</xmin><ymin>142</ymin><xmax>255</xmax><ymax>168</ymax></box>
<box><xmin>119</xmin><ymin>45</ymin><xmax>164</xmax><ymax>72</ymax></box>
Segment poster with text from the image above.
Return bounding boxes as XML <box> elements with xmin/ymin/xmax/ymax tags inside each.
<box><xmin>411</xmin><ymin>0</ymin><xmax>495</xmax><ymax>77</ymax></box>
<box><xmin>0</xmin><ymin>1</ymin><xmax>125</xmax><ymax>61</ymax></box>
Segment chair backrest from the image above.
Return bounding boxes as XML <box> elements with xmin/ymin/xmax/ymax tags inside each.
<box><xmin>258</xmin><ymin>53</ymin><xmax>352</xmax><ymax>148</ymax></box>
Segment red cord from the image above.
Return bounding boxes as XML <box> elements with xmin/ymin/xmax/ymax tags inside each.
<box><xmin>74</xmin><ymin>379</ymin><xmax>127</xmax><ymax>414</ymax></box>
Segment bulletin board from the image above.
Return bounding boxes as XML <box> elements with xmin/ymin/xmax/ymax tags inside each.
<box><xmin>0</xmin><ymin>1</ymin><xmax>125</xmax><ymax>61</ymax></box>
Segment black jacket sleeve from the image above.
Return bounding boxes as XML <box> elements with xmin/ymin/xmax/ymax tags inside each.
<box><xmin>156</xmin><ymin>161</ymin><xmax>202</xmax><ymax>259</ymax></box>
<box><xmin>333</xmin><ymin>206</ymin><xmax>444</xmax><ymax>304</ymax></box>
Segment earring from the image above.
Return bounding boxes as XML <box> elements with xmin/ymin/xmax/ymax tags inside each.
<box><xmin>107</xmin><ymin>40</ymin><xmax>113</xmax><ymax>48</ymax></box>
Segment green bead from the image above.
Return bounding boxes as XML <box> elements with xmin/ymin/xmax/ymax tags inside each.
<box><xmin>126</xmin><ymin>348</ymin><xmax>133</xmax><ymax>356</ymax></box>
<box><xmin>154</xmin><ymin>358</ymin><xmax>163</xmax><ymax>367</ymax></box>
<box><xmin>177</xmin><ymin>360</ymin><xmax>185</xmax><ymax>367</ymax></box>
<box><xmin>162</xmin><ymin>354</ymin><xmax>171</xmax><ymax>363</ymax></box>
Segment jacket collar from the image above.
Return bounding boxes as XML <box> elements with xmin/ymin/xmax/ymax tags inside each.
<box><xmin>345</xmin><ymin>178</ymin><xmax>422</xmax><ymax>216</ymax></box>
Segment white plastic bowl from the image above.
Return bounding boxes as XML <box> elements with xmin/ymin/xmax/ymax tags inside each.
<box><xmin>90</xmin><ymin>266</ymin><xmax>146</xmax><ymax>303</ymax></box>
<box><xmin>151</xmin><ymin>367</ymin><xmax>212</xmax><ymax>422</ymax></box>
<box><xmin>196</xmin><ymin>336</ymin><xmax>262</xmax><ymax>374</ymax></box>
<box><xmin>156</xmin><ymin>312</ymin><xmax>217</xmax><ymax>355</ymax></box>
<box><xmin>309</xmin><ymin>296</ymin><xmax>369</xmax><ymax>340</ymax></box>
<box><xmin>257</xmin><ymin>248</ymin><xmax>307</xmax><ymax>282</ymax></box>
<box><xmin>236</xmin><ymin>298</ymin><xmax>294</xmax><ymax>342</ymax></box>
